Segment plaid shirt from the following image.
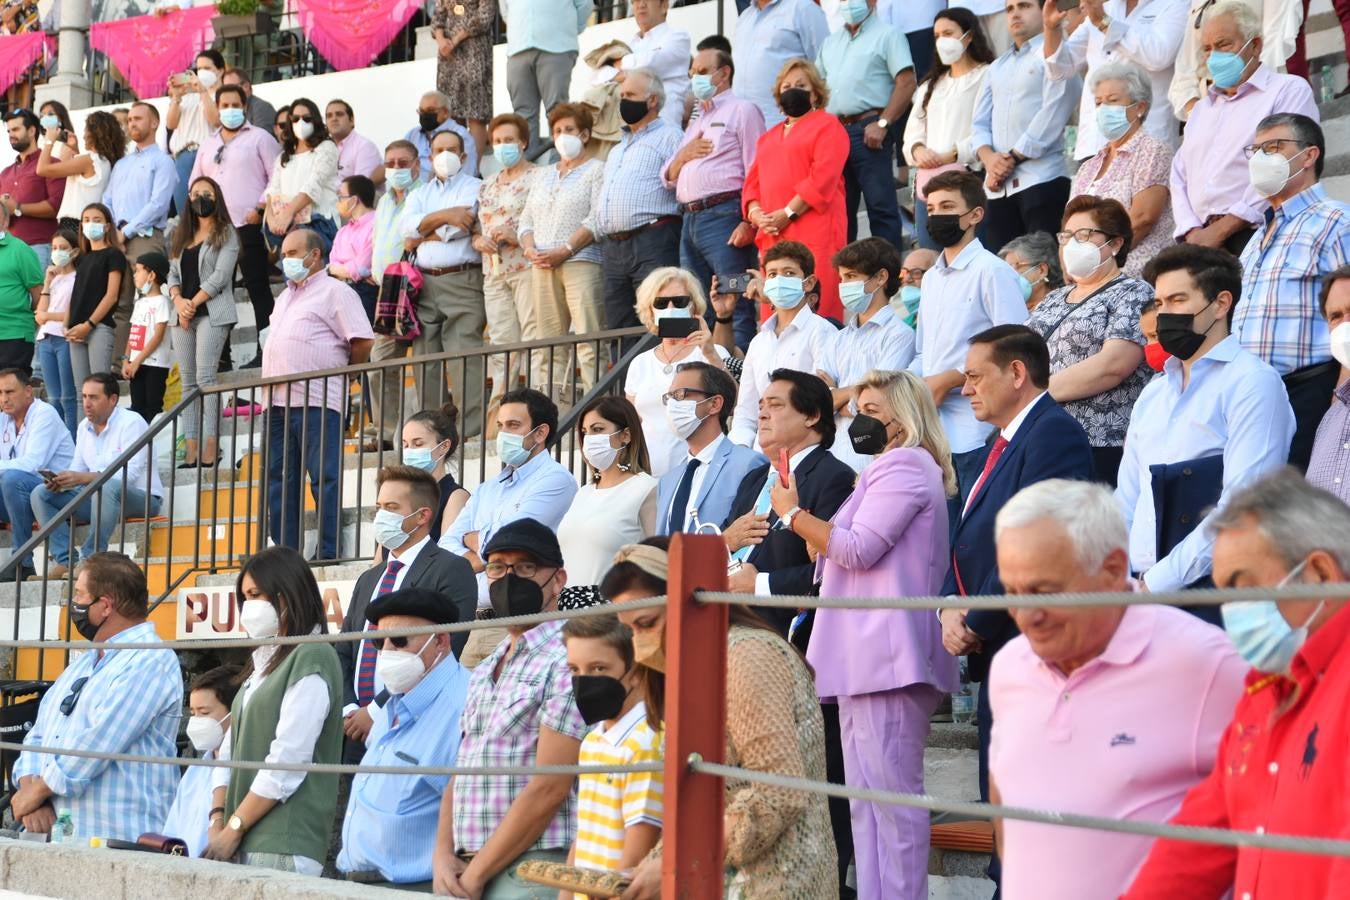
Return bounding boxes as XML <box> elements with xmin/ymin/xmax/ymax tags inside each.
<box><xmin>596</xmin><ymin>118</ymin><xmax>683</xmax><ymax>236</ymax></box>
<box><xmin>1307</xmin><ymin>380</ymin><xmax>1350</xmax><ymax>504</ymax></box>
<box><xmin>452</xmin><ymin>620</ymin><xmax>587</xmax><ymax>853</ymax></box>
<box><xmin>13</xmin><ymin>622</ymin><xmax>182</xmax><ymax>841</ymax></box>
<box><xmin>1236</xmin><ymin>184</ymin><xmax>1350</xmax><ymax>375</ymax></box>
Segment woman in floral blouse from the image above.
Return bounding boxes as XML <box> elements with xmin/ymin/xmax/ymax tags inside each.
<box><xmin>1029</xmin><ymin>195</ymin><xmax>1154</xmax><ymax>486</ymax></box>
<box><xmin>474</xmin><ymin>113</ymin><xmax>536</xmax><ymax>413</ymax></box>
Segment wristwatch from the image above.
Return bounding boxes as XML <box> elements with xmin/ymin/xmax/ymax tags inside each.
<box><xmin>876</xmin><ymin>117</ymin><xmax>890</xmax><ymax>129</ymax></box>
<box><xmin>781</xmin><ymin>506</ymin><xmax>804</xmax><ymax>530</ymax></box>
<box><xmin>11</xmin><ymin>203</ymin><xmax>20</xmax><ymax>217</ymax></box>
<box><xmin>784</xmin><ymin>207</ymin><xmax>799</xmax><ymax>221</ymax></box>
<box><xmin>227</xmin><ymin>814</ymin><xmax>246</xmax><ymax>833</ymax></box>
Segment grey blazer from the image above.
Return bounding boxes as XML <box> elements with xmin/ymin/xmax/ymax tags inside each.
<box><xmin>167</xmin><ymin>227</ymin><xmax>241</xmax><ymax>327</ymax></box>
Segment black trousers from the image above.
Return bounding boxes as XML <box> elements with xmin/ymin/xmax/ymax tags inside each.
<box><xmin>130</xmin><ymin>365</ymin><xmax>169</xmax><ymax>423</ymax></box>
<box><xmin>0</xmin><ymin>339</ymin><xmax>33</xmax><ymax>377</ymax></box>
<box><xmin>237</xmin><ymin>222</ymin><xmax>276</xmax><ymax>332</ymax></box>
<box><xmin>983</xmin><ymin>177</ymin><xmax>1070</xmax><ymax>254</ymax></box>
<box><xmin>1284</xmin><ymin>360</ymin><xmax>1342</xmax><ymax>472</ymax></box>
<box><xmin>601</xmin><ymin>220</ymin><xmax>681</xmax><ymax>351</ymax></box>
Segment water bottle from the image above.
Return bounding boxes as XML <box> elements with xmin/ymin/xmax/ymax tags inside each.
<box><xmin>49</xmin><ymin>809</ymin><xmax>73</xmax><ymax>844</ymax></box>
<box><xmin>951</xmin><ymin>685</ymin><xmax>976</xmax><ymax>726</ymax></box>
<box><xmin>1321</xmin><ymin>65</ymin><xmax>1336</xmax><ymax>104</ymax></box>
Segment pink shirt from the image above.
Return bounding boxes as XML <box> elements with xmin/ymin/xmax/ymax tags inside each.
<box><xmin>329</xmin><ymin>210</ymin><xmax>375</xmax><ymax>279</ymax></box>
<box><xmin>336</xmin><ymin>131</ymin><xmax>382</xmax><ymax>190</ymax></box>
<box><xmin>190</xmin><ymin>124</ymin><xmax>280</xmax><ymax>227</ymax></box>
<box><xmin>662</xmin><ymin>90</ymin><xmax>764</xmax><ymax>205</ymax></box>
<box><xmin>262</xmin><ymin>272</ymin><xmax>374</xmax><ymax>411</ymax></box>
<box><xmin>989</xmin><ymin>604</ymin><xmax>1247</xmax><ymax>900</ymax></box>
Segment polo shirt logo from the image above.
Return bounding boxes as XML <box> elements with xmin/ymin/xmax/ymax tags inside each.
<box><xmin>1302</xmin><ymin>723</ymin><xmax>1319</xmax><ymax>778</ymax></box>
<box><xmin>1109</xmin><ymin>733</ymin><xmax>1136</xmax><ymax>747</ymax></box>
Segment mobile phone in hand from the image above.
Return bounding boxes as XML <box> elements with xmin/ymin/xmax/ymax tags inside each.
<box><xmin>38</xmin><ymin>469</ymin><xmax>56</xmax><ymax>483</ymax></box>
<box><xmin>716</xmin><ymin>272</ymin><xmax>751</xmax><ymax>294</ymax></box>
<box><xmin>657</xmin><ymin>317</ymin><xmax>699</xmax><ymax>339</ymax></box>
<box><xmin>1055</xmin><ymin>0</ymin><xmax>1080</xmax><ymax>10</ymax></box>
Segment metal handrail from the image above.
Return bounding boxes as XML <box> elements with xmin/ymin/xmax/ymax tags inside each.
<box><xmin>554</xmin><ymin>330</ymin><xmax>659</xmax><ymax>465</ymax></box>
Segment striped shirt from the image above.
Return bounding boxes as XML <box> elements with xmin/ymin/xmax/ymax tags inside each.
<box><xmin>817</xmin><ymin>303</ymin><xmax>916</xmax><ymax>389</ymax></box>
<box><xmin>1235</xmin><ymin>184</ymin><xmax>1350</xmax><ymax>375</ymax></box>
<box><xmin>372</xmin><ymin>179</ymin><xmax>424</xmax><ymax>279</ymax></box>
<box><xmin>452</xmin><ymin>620</ymin><xmax>588</xmax><ymax>853</ymax></box>
<box><xmin>596</xmin><ymin>119</ymin><xmax>683</xmax><ymax>236</ymax></box>
<box><xmin>261</xmin><ymin>272</ymin><xmax>375</xmax><ymax>412</ymax></box>
<box><xmin>13</xmin><ymin>622</ymin><xmax>183</xmax><ymax>842</ymax></box>
<box><xmin>574</xmin><ymin>702</ymin><xmax>664</xmax><ymax>879</ymax></box>
<box><xmin>1307</xmin><ymin>380</ymin><xmax>1350</xmax><ymax>504</ymax></box>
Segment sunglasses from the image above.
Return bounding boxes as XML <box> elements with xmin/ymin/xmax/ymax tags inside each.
<box><xmin>653</xmin><ymin>295</ymin><xmax>692</xmax><ymax>310</ymax></box>
<box><xmin>292</xmin><ymin>114</ymin><xmax>314</xmax><ymax>123</ymax></box>
<box><xmin>381</xmin><ymin>634</ymin><xmax>433</xmax><ymax>650</ymax></box>
<box><xmin>60</xmin><ymin>676</ymin><xmax>88</xmax><ymax>717</ymax></box>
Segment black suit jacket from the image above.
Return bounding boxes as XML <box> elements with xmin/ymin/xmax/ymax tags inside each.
<box><xmin>724</xmin><ymin>445</ymin><xmax>857</xmax><ymax>635</ymax></box>
<box><xmin>940</xmin><ymin>395</ymin><xmax>1095</xmax><ymax>681</ymax></box>
<box><xmin>336</xmin><ymin>540</ymin><xmax>477</xmax><ymax>710</ymax></box>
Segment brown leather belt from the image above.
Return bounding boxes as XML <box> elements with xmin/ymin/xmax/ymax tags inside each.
<box><xmin>681</xmin><ymin>191</ymin><xmax>740</xmax><ymax>213</ymax></box>
<box><xmin>604</xmin><ymin>215</ymin><xmax>680</xmax><ymax>242</ymax></box>
<box><xmin>420</xmin><ymin>263</ymin><xmax>474</xmax><ymax>276</ymax></box>
<box><xmin>837</xmin><ymin>108</ymin><xmax>883</xmax><ymax>126</ymax></box>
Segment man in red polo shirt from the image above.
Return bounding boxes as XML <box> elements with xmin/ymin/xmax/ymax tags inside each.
<box><xmin>0</xmin><ymin>109</ymin><xmax>63</xmax><ymax>270</ymax></box>
<box><xmin>1124</xmin><ymin>467</ymin><xmax>1350</xmax><ymax>899</ymax></box>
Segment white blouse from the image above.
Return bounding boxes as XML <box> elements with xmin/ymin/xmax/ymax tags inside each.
<box><xmin>624</xmin><ymin>342</ymin><xmax>732</xmax><ymax>477</ymax></box>
<box><xmin>902</xmin><ymin>65</ymin><xmax>990</xmax><ymax>171</ymax></box>
<box><xmin>265</xmin><ymin>139</ymin><xmax>340</xmax><ymax>222</ymax></box>
<box><xmin>557</xmin><ymin>473</ymin><xmax>659</xmax><ymax>585</ymax></box>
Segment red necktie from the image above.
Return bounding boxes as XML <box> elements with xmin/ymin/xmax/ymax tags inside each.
<box><xmin>964</xmin><ymin>436</ymin><xmax>1009</xmax><ymax>514</ymax></box>
<box><xmin>356</xmin><ymin>559</ymin><xmax>403</xmax><ymax>706</ymax></box>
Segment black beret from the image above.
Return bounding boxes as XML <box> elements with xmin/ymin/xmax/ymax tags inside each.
<box><xmin>481</xmin><ymin>517</ymin><xmax>564</xmax><ymax>567</ymax></box>
<box><xmin>365</xmin><ymin>587</ymin><xmax>460</xmax><ymax>626</ymax></box>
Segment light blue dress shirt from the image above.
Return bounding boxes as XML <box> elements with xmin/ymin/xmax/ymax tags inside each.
<box><xmin>398</xmin><ymin>172</ymin><xmax>482</xmax><ymax>269</ymax></box>
<box><xmin>1115</xmin><ymin>335</ymin><xmax>1295</xmax><ymax>592</ymax></box>
<box><xmin>337</xmin><ymin>656</ymin><xmax>471</xmax><ymax>883</ymax></box>
<box><xmin>0</xmin><ymin>398</ymin><xmax>74</xmax><ymax>473</ymax></box>
<box><xmin>816</xmin><ymin>12</ymin><xmax>914</xmax><ymax>116</ymax></box>
<box><xmin>13</xmin><ymin>622</ymin><xmax>183</xmax><ymax>841</ymax></box>
<box><xmin>103</xmin><ymin>144</ymin><xmax>177</xmax><ymax>237</ymax></box>
<box><xmin>968</xmin><ymin>34</ymin><xmax>1080</xmax><ymax>198</ymax></box>
<box><xmin>733</xmin><ymin>0</ymin><xmax>831</xmax><ymax>126</ymax></box>
<box><xmin>161</xmin><ymin>747</ymin><xmax>218</xmax><ymax>857</ymax></box>
<box><xmin>499</xmin><ymin>0</ymin><xmax>591</xmax><ymax>57</ymax></box>
<box><xmin>596</xmin><ymin>119</ymin><xmax>683</xmax><ymax>236</ymax></box>
<box><xmin>404</xmin><ymin>119</ymin><xmax>480</xmax><ymax>179</ymax></box>
<box><xmin>908</xmin><ymin>239</ymin><xmax>1028</xmax><ymax>453</ymax></box>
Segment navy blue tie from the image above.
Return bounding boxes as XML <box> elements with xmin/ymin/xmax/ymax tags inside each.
<box><xmin>668</xmin><ymin>458</ymin><xmax>702</xmax><ymax>533</ymax></box>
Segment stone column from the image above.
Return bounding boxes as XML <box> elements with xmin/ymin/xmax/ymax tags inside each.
<box><xmin>34</xmin><ymin>0</ymin><xmax>92</xmax><ymax>110</ymax></box>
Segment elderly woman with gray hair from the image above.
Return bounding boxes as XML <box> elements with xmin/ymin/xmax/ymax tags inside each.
<box><xmin>1070</xmin><ymin>61</ymin><xmax>1175</xmax><ymax>277</ymax></box>
<box><xmin>999</xmin><ymin>231</ymin><xmax>1064</xmax><ymax>312</ymax></box>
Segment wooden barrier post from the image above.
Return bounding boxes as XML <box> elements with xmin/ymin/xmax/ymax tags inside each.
<box><xmin>664</xmin><ymin>533</ymin><xmax>729</xmax><ymax>898</ymax></box>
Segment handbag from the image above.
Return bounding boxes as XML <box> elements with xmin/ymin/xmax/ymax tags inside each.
<box><xmin>373</xmin><ymin>253</ymin><xmax>424</xmax><ymax>340</ymax></box>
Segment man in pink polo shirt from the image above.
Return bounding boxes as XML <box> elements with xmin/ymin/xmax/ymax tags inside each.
<box><xmin>987</xmin><ymin>478</ymin><xmax>1247</xmax><ymax>900</ymax></box>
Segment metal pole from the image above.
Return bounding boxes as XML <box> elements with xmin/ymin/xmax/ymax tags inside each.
<box><xmin>664</xmin><ymin>533</ymin><xmax>727</xmax><ymax>898</ymax></box>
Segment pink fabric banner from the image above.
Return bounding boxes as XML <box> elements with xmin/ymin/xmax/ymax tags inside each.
<box><xmin>296</xmin><ymin>0</ymin><xmax>422</xmax><ymax>71</ymax></box>
<box><xmin>0</xmin><ymin>32</ymin><xmax>54</xmax><ymax>97</ymax></box>
<box><xmin>89</xmin><ymin>5</ymin><xmax>218</xmax><ymax>100</ymax></box>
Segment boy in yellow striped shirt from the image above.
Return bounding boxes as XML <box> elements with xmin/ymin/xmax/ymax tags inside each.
<box><xmin>561</xmin><ymin>614</ymin><xmax>664</xmax><ymax>893</ymax></box>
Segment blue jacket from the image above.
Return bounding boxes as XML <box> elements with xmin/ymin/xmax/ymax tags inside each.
<box><xmin>656</xmin><ymin>436</ymin><xmax>767</xmax><ymax>536</ymax></box>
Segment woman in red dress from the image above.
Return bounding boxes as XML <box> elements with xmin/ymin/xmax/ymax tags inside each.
<box><xmin>743</xmin><ymin>58</ymin><xmax>850</xmax><ymax>321</ymax></box>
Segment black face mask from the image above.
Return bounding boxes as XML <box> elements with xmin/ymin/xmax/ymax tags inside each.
<box><xmin>618</xmin><ymin>98</ymin><xmax>651</xmax><ymax>126</ymax></box>
<box><xmin>418</xmin><ymin>111</ymin><xmax>440</xmax><ymax>133</ymax></box>
<box><xmin>191</xmin><ymin>196</ymin><xmax>216</xmax><ymax>218</ymax></box>
<box><xmin>572</xmin><ymin>674</ymin><xmax>629</xmax><ymax>725</ymax></box>
<box><xmin>1156</xmin><ymin>302</ymin><xmax>1216</xmax><ymax>361</ymax></box>
<box><xmin>848</xmin><ymin>413</ymin><xmax>891</xmax><ymax>456</ymax></box>
<box><xmin>926</xmin><ymin>212</ymin><xmax>968</xmax><ymax>248</ymax></box>
<box><xmin>488</xmin><ymin>572</ymin><xmax>548</xmax><ymax>620</ymax></box>
<box><xmin>778</xmin><ymin>88</ymin><xmax>812</xmax><ymax>119</ymax></box>
<box><xmin>69</xmin><ymin>599</ymin><xmax>101</xmax><ymax>641</ymax></box>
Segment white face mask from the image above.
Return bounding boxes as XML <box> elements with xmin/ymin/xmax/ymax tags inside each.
<box><xmin>433</xmin><ymin>150</ymin><xmax>462</xmax><ymax>179</ymax></box>
<box><xmin>1248</xmin><ymin>148</ymin><xmax>1306</xmax><ymax>198</ymax></box>
<box><xmin>555</xmin><ymin>133</ymin><xmax>585</xmax><ymax>161</ymax></box>
<box><xmin>666</xmin><ymin>398</ymin><xmax>706</xmax><ymax>440</ymax></box>
<box><xmin>935</xmin><ymin>34</ymin><xmax>967</xmax><ymax>66</ymax></box>
<box><xmin>1063</xmin><ymin>236</ymin><xmax>1109</xmax><ymax>280</ymax></box>
<box><xmin>186</xmin><ymin>713</ymin><xmax>228</xmax><ymax>753</ymax></box>
<box><xmin>377</xmin><ymin>636</ymin><xmax>438</xmax><ymax>694</ymax></box>
<box><xmin>292</xmin><ymin>118</ymin><xmax>315</xmax><ymax>141</ymax></box>
<box><xmin>1330</xmin><ymin>321</ymin><xmax>1350</xmax><ymax>370</ymax></box>
<box><xmin>239</xmin><ymin>598</ymin><xmax>280</xmax><ymax>639</ymax></box>
<box><xmin>195</xmin><ymin>68</ymin><xmax>218</xmax><ymax>89</ymax></box>
<box><xmin>583</xmin><ymin>432</ymin><xmax>622</xmax><ymax>473</ymax></box>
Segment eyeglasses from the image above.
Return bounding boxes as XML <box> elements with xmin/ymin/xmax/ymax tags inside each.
<box><xmin>899</xmin><ymin>266</ymin><xmax>927</xmax><ymax>282</ymax></box>
<box><xmin>60</xmin><ymin>677</ymin><xmax>88</xmax><ymax>717</ymax></box>
<box><xmin>661</xmin><ymin>387</ymin><xmax>710</xmax><ymax>404</ymax></box>
<box><xmin>1055</xmin><ymin>228</ymin><xmax>1115</xmax><ymax>245</ymax></box>
<box><xmin>1243</xmin><ymin>139</ymin><xmax>1310</xmax><ymax>159</ymax></box>
<box><xmin>652</xmin><ymin>295</ymin><xmax>692</xmax><ymax>310</ymax></box>
<box><xmin>484</xmin><ymin>560</ymin><xmax>548</xmax><ymax>579</ymax></box>
<box><xmin>1193</xmin><ymin>0</ymin><xmax>1216</xmax><ymax>28</ymax></box>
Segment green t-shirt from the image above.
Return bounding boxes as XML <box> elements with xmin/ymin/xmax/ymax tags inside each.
<box><xmin>0</xmin><ymin>236</ymin><xmax>43</xmax><ymax>343</ymax></box>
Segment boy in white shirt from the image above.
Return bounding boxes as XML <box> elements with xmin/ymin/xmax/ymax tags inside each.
<box><xmin>125</xmin><ymin>252</ymin><xmax>173</xmax><ymax>423</ymax></box>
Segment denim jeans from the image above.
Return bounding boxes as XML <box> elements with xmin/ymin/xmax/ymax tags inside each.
<box><xmin>843</xmin><ymin>118</ymin><xmax>901</xmax><ymax>248</ymax></box>
<box><xmin>31</xmin><ymin>477</ymin><xmax>162</xmax><ymax>566</ymax></box>
<box><xmin>0</xmin><ymin>469</ymin><xmax>44</xmax><ymax>568</ymax></box>
<box><xmin>35</xmin><ymin>336</ymin><xmax>77</xmax><ymax>435</ymax></box>
<box><xmin>266</xmin><ymin>406</ymin><xmax>342</xmax><ymax>561</ymax></box>
<box><xmin>678</xmin><ymin>199</ymin><xmax>759</xmax><ymax>351</ymax></box>
<box><xmin>601</xmin><ymin>220</ymin><xmax>681</xmax><ymax>343</ymax></box>
<box><xmin>172</xmin><ymin>149</ymin><xmax>198</xmax><ymax>216</ymax></box>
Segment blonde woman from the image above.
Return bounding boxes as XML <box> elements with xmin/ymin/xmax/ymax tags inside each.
<box><xmin>771</xmin><ymin>368</ymin><xmax>959</xmax><ymax>900</ymax></box>
<box><xmin>622</xmin><ymin>267</ymin><xmax>729</xmax><ymax>476</ymax></box>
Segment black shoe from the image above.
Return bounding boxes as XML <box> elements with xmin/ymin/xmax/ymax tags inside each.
<box><xmin>2</xmin><ymin>564</ymin><xmax>36</xmax><ymax>582</ymax></box>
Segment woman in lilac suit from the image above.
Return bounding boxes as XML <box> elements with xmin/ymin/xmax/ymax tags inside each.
<box><xmin>771</xmin><ymin>368</ymin><xmax>960</xmax><ymax>900</ymax></box>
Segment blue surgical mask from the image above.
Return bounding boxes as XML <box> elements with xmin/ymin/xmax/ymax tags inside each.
<box><xmin>691</xmin><ymin>74</ymin><xmax>717</xmax><ymax>101</ymax></box>
<box><xmin>82</xmin><ymin>222</ymin><xmax>105</xmax><ymax>242</ymax></box>
<box><xmin>897</xmin><ymin>284</ymin><xmax>920</xmax><ymax>327</ymax></box>
<box><xmin>1221</xmin><ymin>559</ymin><xmax>1319</xmax><ymax>672</ymax></box>
<box><xmin>51</xmin><ymin>248</ymin><xmax>72</xmax><ymax>267</ymax></box>
<box><xmin>763</xmin><ymin>275</ymin><xmax>805</xmax><ymax>310</ymax></box>
<box><xmin>281</xmin><ymin>256</ymin><xmax>310</xmax><ymax>283</ymax></box>
<box><xmin>387</xmin><ymin>167</ymin><xmax>415</xmax><ymax>190</ymax></box>
<box><xmin>1207</xmin><ymin>37</ymin><xmax>1254</xmax><ymax>90</ymax></box>
<box><xmin>841</xmin><ymin>0</ymin><xmax>870</xmax><ymax>24</ymax></box>
<box><xmin>654</xmin><ymin>305</ymin><xmax>692</xmax><ymax>321</ymax></box>
<box><xmin>1016</xmin><ymin>266</ymin><xmax>1042</xmax><ymax>303</ymax></box>
<box><xmin>373</xmin><ymin>508</ymin><xmax>423</xmax><ymax>551</ymax></box>
<box><xmin>493</xmin><ymin>143</ymin><xmax>522</xmax><ymax>168</ymax></box>
<box><xmin>838</xmin><ymin>278</ymin><xmax>873</xmax><ymax>315</ymax></box>
<box><xmin>39</xmin><ymin>114</ymin><xmax>60</xmax><ymax>131</ymax></box>
<box><xmin>403</xmin><ymin>440</ymin><xmax>447</xmax><ymax>472</ymax></box>
<box><xmin>1095</xmin><ymin>103</ymin><xmax>1133</xmax><ymax>141</ymax></box>
<box><xmin>219</xmin><ymin>108</ymin><xmax>247</xmax><ymax>131</ymax></box>
<box><xmin>497</xmin><ymin>424</ymin><xmax>540</xmax><ymax>468</ymax></box>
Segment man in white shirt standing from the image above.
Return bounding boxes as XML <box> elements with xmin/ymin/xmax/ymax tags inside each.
<box><xmin>401</xmin><ymin>129</ymin><xmax>485</xmax><ymax>438</ymax></box>
<box><xmin>1116</xmin><ymin>244</ymin><xmax>1295</xmax><ymax>610</ymax></box>
<box><xmin>616</xmin><ymin>0</ymin><xmax>691</xmax><ymax>130</ymax></box>
<box><xmin>165</xmin><ymin>49</ymin><xmax>223</xmax><ymax>218</ymax></box>
<box><xmin>729</xmin><ymin>241</ymin><xmax>837</xmax><ymax>449</ymax></box>
<box><xmin>0</xmin><ymin>368</ymin><xmax>74</xmax><ymax>580</ymax></box>
<box><xmin>30</xmin><ymin>373</ymin><xmax>164</xmax><ymax>580</ymax></box>
<box><xmin>908</xmin><ymin>170</ymin><xmax>1027</xmax><ymax>515</ymax></box>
